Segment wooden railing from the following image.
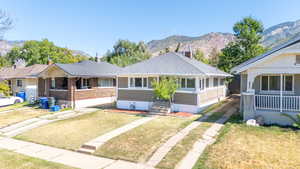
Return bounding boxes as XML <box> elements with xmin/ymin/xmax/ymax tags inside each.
<box><xmin>255</xmin><ymin>95</ymin><xmax>300</xmax><ymax>112</ymax></box>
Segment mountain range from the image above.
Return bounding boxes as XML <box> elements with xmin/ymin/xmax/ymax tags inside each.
<box><xmin>147</xmin><ymin>19</ymin><xmax>300</xmax><ymax>58</ymax></box>
<box><xmin>2</xmin><ymin>19</ymin><xmax>300</xmax><ymax>59</ymax></box>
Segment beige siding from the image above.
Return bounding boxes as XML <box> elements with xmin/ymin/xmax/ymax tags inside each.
<box><xmin>118</xmin><ymin>89</ymin><xmax>154</xmax><ymax>102</ymax></box>
<box><xmin>118</xmin><ymin>77</ymin><xmax>128</xmax><ymax>88</ymax></box>
<box><xmin>199</xmin><ymin>87</ymin><xmax>224</xmax><ymax>104</ymax></box>
<box><xmin>174</xmin><ymin>92</ymin><xmax>197</xmax><ymax>105</ymax></box>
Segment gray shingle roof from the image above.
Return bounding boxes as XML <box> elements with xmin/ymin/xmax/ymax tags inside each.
<box><xmin>120</xmin><ymin>52</ymin><xmax>231</xmax><ymax>76</ymax></box>
<box><xmin>231</xmin><ymin>36</ymin><xmax>300</xmax><ymax>73</ymax></box>
<box><xmin>55</xmin><ymin>60</ymin><xmax>121</xmax><ymax>77</ymax></box>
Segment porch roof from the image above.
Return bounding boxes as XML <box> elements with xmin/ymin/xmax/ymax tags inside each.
<box><xmin>231</xmin><ymin>36</ymin><xmax>300</xmax><ymax>74</ymax></box>
<box><xmin>119</xmin><ymin>52</ymin><xmax>231</xmax><ymax>77</ymax></box>
<box><xmin>54</xmin><ymin>60</ymin><xmax>121</xmax><ymax>77</ymax></box>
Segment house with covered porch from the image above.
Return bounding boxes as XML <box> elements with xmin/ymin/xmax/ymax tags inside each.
<box><xmin>38</xmin><ymin>60</ymin><xmax>121</xmax><ymax>108</ymax></box>
<box><xmin>231</xmin><ymin>37</ymin><xmax>300</xmax><ymax>126</ymax></box>
<box><xmin>117</xmin><ymin>52</ymin><xmax>231</xmax><ymax>113</ymax></box>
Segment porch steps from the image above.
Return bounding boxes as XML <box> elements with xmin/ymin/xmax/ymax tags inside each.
<box><xmin>149</xmin><ymin>101</ymin><xmax>171</xmax><ymax>115</ymax></box>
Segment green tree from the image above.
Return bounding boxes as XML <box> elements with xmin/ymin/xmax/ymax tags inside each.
<box><xmin>175</xmin><ymin>43</ymin><xmax>181</xmax><ymax>52</ymax></box>
<box><xmin>193</xmin><ymin>49</ymin><xmax>209</xmax><ymax>64</ymax></box>
<box><xmin>218</xmin><ymin>16</ymin><xmax>266</xmax><ymax>72</ymax></box>
<box><xmin>101</xmin><ymin>40</ymin><xmax>151</xmax><ymax>67</ymax></box>
<box><xmin>152</xmin><ymin>77</ymin><xmax>178</xmax><ymax>102</ymax></box>
<box><xmin>0</xmin><ymin>81</ymin><xmax>10</xmax><ymax>96</ymax></box>
<box><xmin>6</xmin><ymin>39</ymin><xmax>88</xmax><ymax>65</ymax></box>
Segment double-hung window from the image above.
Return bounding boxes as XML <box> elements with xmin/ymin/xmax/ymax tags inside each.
<box><xmin>261</xmin><ymin>75</ymin><xmax>293</xmax><ymax>92</ymax></box>
<box><xmin>206</xmin><ymin>78</ymin><xmax>210</xmax><ymax>88</ymax></box>
<box><xmin>129</xmin><ymin>77</ymin><xmax>148</xmax><ymax>88</ymax></box>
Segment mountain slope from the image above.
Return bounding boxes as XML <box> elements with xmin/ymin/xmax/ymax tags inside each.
<box><xmin>147</xmin><ymin>33</ymin><xmax>235</xmax><ymax>58</ymax></box>
<box><xmin>147</xmin><ymin>19</ymin><xmax>300</xmax><ymax>59</ymax></box>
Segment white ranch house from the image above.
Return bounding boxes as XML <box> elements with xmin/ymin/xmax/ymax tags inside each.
<box><xmin>232</xmin><ymin>37</ymin><xmax>300</xmax><ymax>126</ymax></box>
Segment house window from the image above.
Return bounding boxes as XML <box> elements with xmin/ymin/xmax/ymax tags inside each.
<box><xmin>261</xmin><ymin>75</ymin><xmax>293</xmax><ymax>91</ymax></box>
<box><xmin>62</xmin><ymin>78</ymin><xmax>68</xmax><ymax>89</ymax></box>
<box><xmin>81</xmin><ymin>78</ymin><xmax>90</xmax><ymax>89</ymax></box>
<box><xmin>51</xmin><ymin>78</ymin><xmax>55</xmax><ymax>89</ymax></box>
<box><xmin>296</xmin><ymin>55</ymin><xmax>300</xmax><ymax>64</ymax></box>
<box><xmin>206</xmin><ymin>78</ymin><xmax>209</xmax><ymax>88</ymax></box>
<box><xmin>213</xmin><ymin>78</ymin><xmax>218</xmax><ymax>87</ymax></box>
<box><xmin>16</xmin><ymin>79</ymin><xmax>23</xmax><ymax>87</ymax></box>
<box><xmin>220</xmin><ymin>78</ymin><xmax>225</xmax><ymax>86</ymax></box>
<box><xmin>129</xmin><ymin>77</ymin><xmax>148</xmax><ymax>88</ymax></box>
<box><xmin>199</xmin><ymin>79</ymin><xmax>205</xmax><ymax>90</ymax></box>
<box><xmin>180</xmin><ymin>78</ymin><xmax>195</xmax><ymax>89</ymax></box>
<box><xmin>98</xmin><ymin>78</ymin><xmax>114</xmax><ymax>87</ymax></box>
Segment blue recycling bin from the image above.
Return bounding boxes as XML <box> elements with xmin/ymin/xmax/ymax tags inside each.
<box><xmin>39</xmin><ymin>97</ymin><xmax>49</xmax><ymax>109</ymax></box>
<box><xmin>16</xmin><ymin>91</ymin><xmax>26</xmax><ymax>101</ymax></box>
<box><xmin>50</xmin><ymin>105</ymin><xmax>60</xmax><ymax>112</ymax></box>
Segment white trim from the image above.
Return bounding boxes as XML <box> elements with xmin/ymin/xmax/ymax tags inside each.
<box><xmin>75</xmin><ymin>97</ymin><xmax>116</xmax><ymax>108</ymax></box>
<box><xmin>259</xmin><ymin>74</ymin><xmax>294</xmax><ymax>93</ymax></box>
<box><xmin>49</xmin><ymin>89</ymin><xmax>68</xmax><ymax>91</ymax></box>
<box><xmin>128</xmin><ymin>77</ymin><xmax>148</xmax><ymax>88</ymax></box>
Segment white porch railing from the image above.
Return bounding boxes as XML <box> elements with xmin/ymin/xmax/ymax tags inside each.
<box><xmin>255</xmin><ymin>95</ymin><xmax>300</xmax><ymax>112</ymax></box>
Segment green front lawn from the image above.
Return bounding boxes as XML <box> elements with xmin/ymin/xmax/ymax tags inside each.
<box><xmin>15</xmin><ymin>111</ymin><xmax>142</xmax><ymax>150</ymax></box>
<box><xmin>95</xmin><ymin>116</ymin><xmax>195</xmax><ymax>163</ymax></box>
<box><xmin>193</xmin><ymin>115</ymin><xmax>300</xmax><ymax>169</ymax></box>
<box><xmin>0</xmin><ymin>149</ymin><xmax>76</xmax><ymax>169</ymax></box>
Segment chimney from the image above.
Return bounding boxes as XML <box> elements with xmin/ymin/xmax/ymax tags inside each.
<box><xmin>47</xmin><ymin>59</ymin><xmax>53</xmax><ymax>65</ymax></box>
<box><xmin>184</xmin><ymin>45</ymin><xmax>193</xmax><ymax>58</ymax></box>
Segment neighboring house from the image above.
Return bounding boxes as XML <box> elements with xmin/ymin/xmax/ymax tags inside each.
<box><xmin>38</xmin><ymin>60</ymin><xmax>121</xmax><ymax>108</ymax></box>
<box><xmin>117</xmin><ymin>52</ymin><xmax>231</xmax><ymax>113</ymax></box>
<box><xmin>231</xmin><ymin>36</ymin><xmax>300</xmax><ymax>126</ymax></box>
<box><xmin>0</xmin><ymin>64</ymin><xmax>48</xmax><ymax>100</ymax></box>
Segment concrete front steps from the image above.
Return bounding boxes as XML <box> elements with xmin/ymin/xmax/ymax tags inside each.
<box><xmin>149</xmin><ymin>101</ymin><xmax>171</xmax><ymax>115</ymax></box>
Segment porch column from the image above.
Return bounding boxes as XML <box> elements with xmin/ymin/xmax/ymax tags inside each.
<box><xmin>68</xmin><ymin>78</ymin><xmax>75</xmax><ymax>108</ymax></box>
<box><xmin>280</xmin><ymin>74</ymin><xmax>283</xmax><ymax>112</ymax></box>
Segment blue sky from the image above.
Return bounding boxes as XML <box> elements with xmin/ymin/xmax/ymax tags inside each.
<box><xmin>2</xmin><ymin>0</ymin><xmax>300</xmax><ymax>56</ymax></box>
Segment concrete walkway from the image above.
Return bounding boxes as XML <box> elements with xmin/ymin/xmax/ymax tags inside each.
<box><xmin>0</xmin><ymin>109</ymin><xmax>97</xmax><ymax>137</ymax></box>
<box><xmin>0</xmin><ymin>137</ymin><xmax>153</xmax><ymax>169</ymax></box>
<box><xmin>176</xmin><ymin>106</ymin><xmax>238</xmax><ymax>169</ymax></box>
<box><xmin>146</xmin><ymin>109</ymin><xmax>216</xmax><ymax>167</ymax></box>
<box><xmin>79</xmin><ymin>116</ymin><xmax>156</xmax><ymax>154</ymax></box>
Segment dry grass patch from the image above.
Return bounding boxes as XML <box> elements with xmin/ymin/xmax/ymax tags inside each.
<box><xmin>95</xmin><ymin>116</ymin><xmax>193</xmax><ymax>163</ymax></box>
<box><xmin>15</xmin><ymin>111</ymin><xmax>142</xmax><ymax>150</ymax></box>
<box><xmin>157</xmin><ymin>110</ymin><xmax>227</xmax><ymax>169</ymax></box>
<box><xmin>0</xmin><ymin>102</ymin><xmax>29</xmax><ymax>112</ymax></box>
<box><xmin>194</xmin><ymin>116</ymin><xmax>300</xmax><ymax>169</ymax></box>
<box><xmin>0</xmin><ymin>108</ymin><xmax>50</xmax><ymax>128</ymax></box>
<box><xmin>0</xmin><ymin>149</ymin><xmax>76</xmax><ymax>169</ymax></box>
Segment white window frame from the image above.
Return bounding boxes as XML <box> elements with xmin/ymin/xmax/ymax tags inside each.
<box><xmin>179</xmin><ymin>77</ymin><xmax>195</xmax><ymax>89</ymax></box>
<box><xmin>128</xmin><ymin>77</ymin><xmax>148</xmax><ymax>88</ymax></box>
<box><xmin>199</xmin><ymin>78</ymin><xmax>205</xmax><ymax>90</ymax></box>
<box><xmin>98</xmin><ymin>78</ymin><xmax>114</xmax><ymax>88</ymax></box>
<box><xmin>51</xmin><ymin>78</ymin><xmax>56</xmax><ymax>89</ymax></box>
<box><xmin>81</xmin><ymin>78</ymin><xmax>90</xmax><ymax>89</ymax></box>
<box><xmin>260</xmin><ymin>74</ymin><xmax>294</xmax><ymax>93</ymax></box>
<box><xmin>16</xmin><ymin>79</ymin><xmax>23</xmax><ymax>87</ymax></box>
